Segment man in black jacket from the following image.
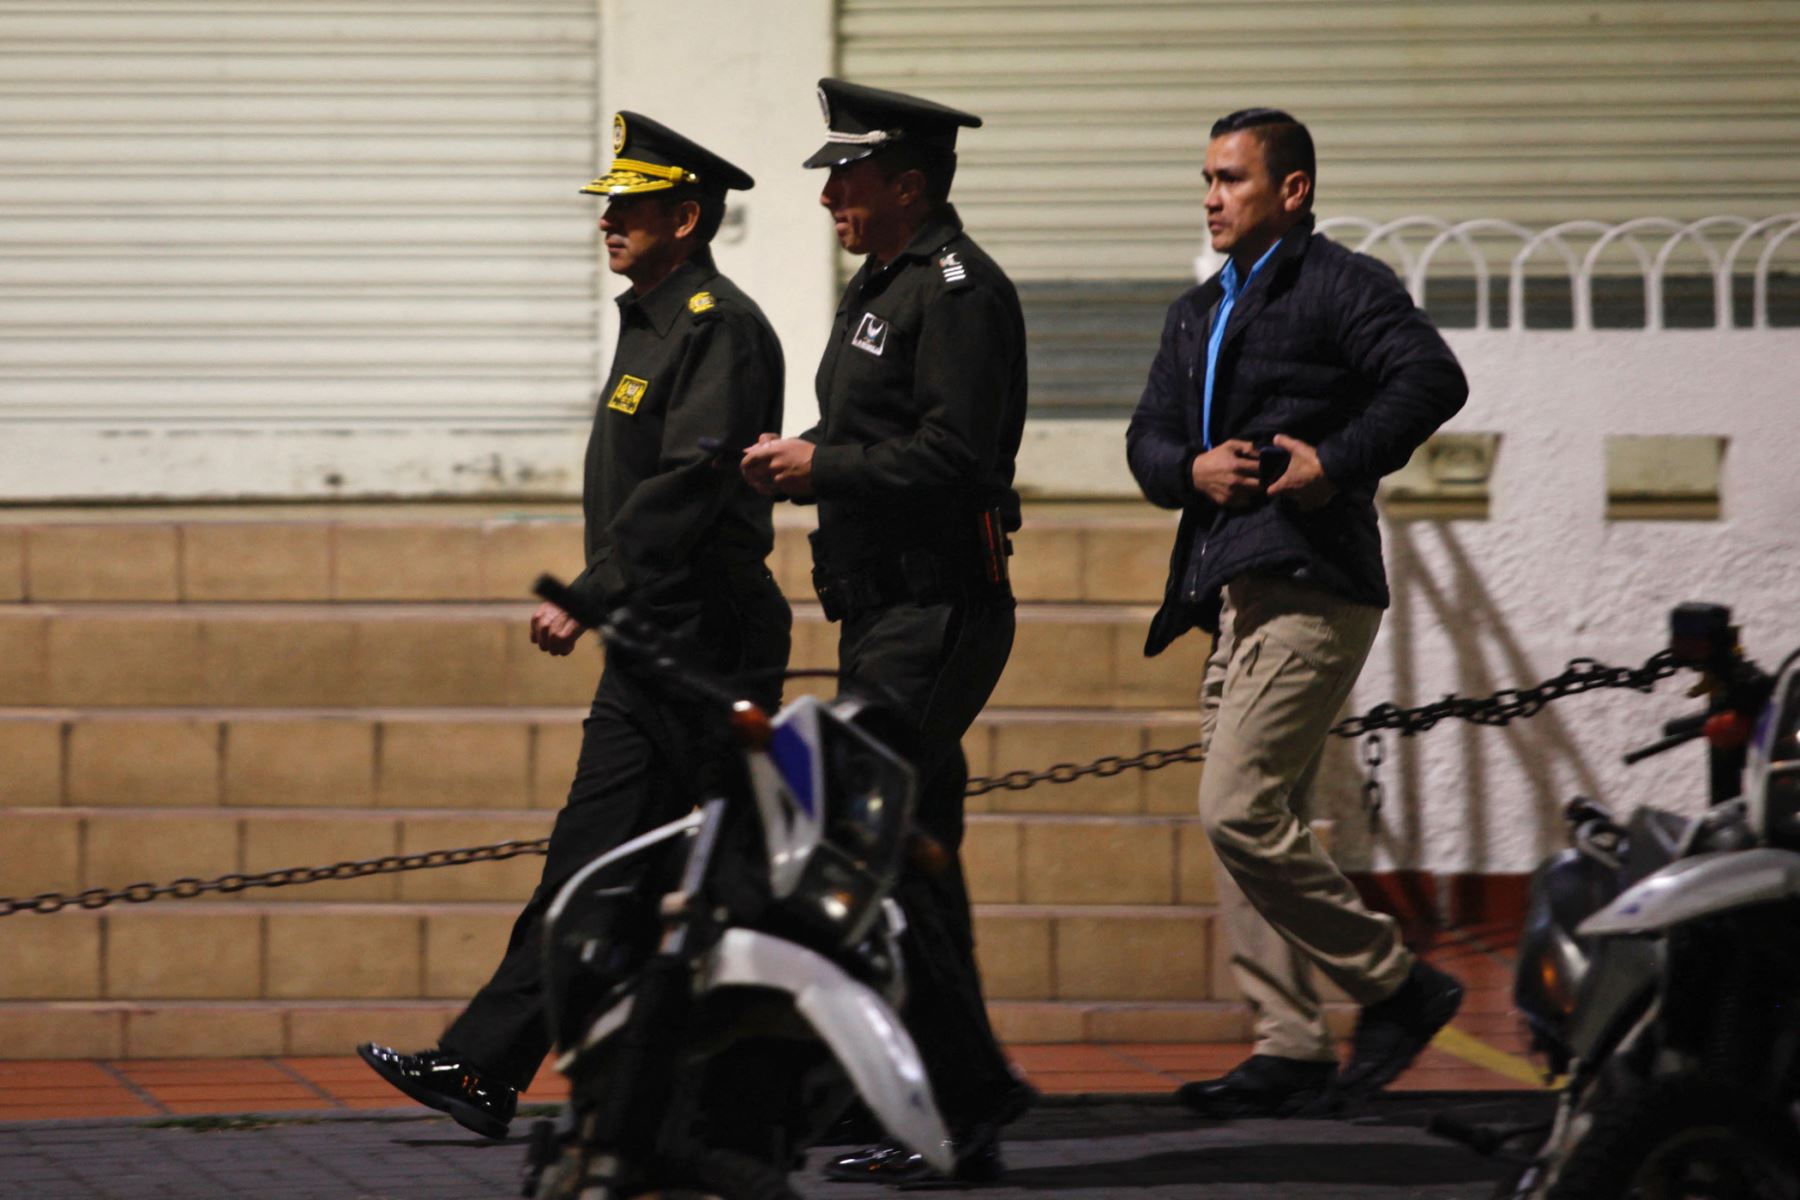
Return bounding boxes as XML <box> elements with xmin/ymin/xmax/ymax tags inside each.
<box><xmin>1126</xmin><ymin>108</ymin><xmax>1468</xmax><ymax>1118</ymax></box>
<box><xmin>358</xmin><ymin>113</ymin><xmax>790</xmax><ymax>1139</ymax></box>
<box><xmin>742</xmin><ymin>79</ymin><xmax>1032</xmax><ymax>1186</ymax></box>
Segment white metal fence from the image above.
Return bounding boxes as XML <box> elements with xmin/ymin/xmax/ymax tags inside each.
<box><xmin>1316</xmin><ymin>215</ymin><xmax>1800</xmax><ymax>331</ymax></box>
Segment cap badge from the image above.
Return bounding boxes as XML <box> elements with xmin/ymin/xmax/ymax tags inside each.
<box><xmin>816</xmin><ymin>85</ymin><xmax>831</xmax><ymax>125</ymax></box>
<box><xmin>612</xmin><ymin>113</ymin><xmax>626</xmax><ymax>154</ymax></box>
<box><xmin>687</xmin><ymin>291</ymin><xmax>716</xmax><ymax>314</ymax></box>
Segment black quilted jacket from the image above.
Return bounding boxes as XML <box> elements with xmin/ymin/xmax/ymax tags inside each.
<box><xmin>1126</xmin><ymin>216</ymin><xmax>1468</xmax><ymax>655</ymax></box>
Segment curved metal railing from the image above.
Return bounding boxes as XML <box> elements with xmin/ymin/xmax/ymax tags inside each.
<box><xmin>1316</xmin><ymin>214</ymin><xmax>1800</xmax><ymax>331</ymax></box>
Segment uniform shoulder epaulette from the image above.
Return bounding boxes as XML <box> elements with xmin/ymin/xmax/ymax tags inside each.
<box><xmin>934</xmin><ymin>250</ymin><xmax>975</xmax><ymax>291</ymax></box>
<box><xmin>687</xmin><ymin>290</ymin><xmax>719</xmax><ymax>316</ymax></box>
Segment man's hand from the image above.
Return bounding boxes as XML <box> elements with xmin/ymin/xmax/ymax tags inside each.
<box><xmin>529</xmin><ymin>600</ymin><xmax>586</xmax><ymax>657</ymax></box>
<box><xmin>1265</xmin><ymin>433</ymin><xmax>1338</xmax><ymax>511</ymax></box>
<box><xmin>739</xmin><ymin>432</ymin><xmax>781</xmax><ymax>496</ymax></box>
<box><xmin>740</xmin><ymin>435</ymin><xmax>816</xmax><ymax>498</ymax></box>
<box><xmin>1190</xmin><ymin>439</ymin><xmax>1262</xmax><ymax>507</ymax></box>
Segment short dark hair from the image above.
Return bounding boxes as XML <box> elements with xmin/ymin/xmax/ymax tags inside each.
<box><xmin>1211</xmin><ymin>108</ymin><xmax>1315</xmax><ymax>209</ymax></box>
<box><xmin>874</xmin><ymin>142</ymin><xmax>958</xmax><ymax>209</ymax></box>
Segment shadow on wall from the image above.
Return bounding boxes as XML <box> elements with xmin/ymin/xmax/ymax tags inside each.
<box><xmin>1320</xmin><ymin>521</ymin><xmax>1608</xmax><ymax>877</ymax></box>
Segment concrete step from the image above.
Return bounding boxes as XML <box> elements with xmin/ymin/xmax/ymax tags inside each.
<box><xmin>0</xmin><ymin>503</ymin><xmax>1179</xmax><ymax>606</ymax></box>
<box><xmin>0</xmin><ymin>900</ymin><xmax>1226</xmax><ymax>1007</ymax></box>
<box><xmin>0</xmin><ymin>996</ymin><xmax>1356</xmax><ymax>1059</ymax></box>
<box><xmin>0</xmin><ymin>601</ymin><xmax>1209</xmax><ymax>710</ymax></box>
<box><xmin>1</xmin><ymin>808</ymin><xmax>1220</xmax><ymax>910</ymax></box>
<box><xmin>0</xmin><ymin>707</ymin><xmax>1204</xmax><ymax>815</ymax></box>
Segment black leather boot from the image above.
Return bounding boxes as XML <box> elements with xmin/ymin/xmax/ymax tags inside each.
<box><xmin>356</xmin><ymin>1043</ymin><xmax>518</xmax><ymax>1139</ymax></box>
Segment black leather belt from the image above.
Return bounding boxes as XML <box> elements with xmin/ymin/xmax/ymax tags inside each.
<box><xmin>813</xmin><ymin>550</ymin><xmax>968</xmax><ymax>622</ymax></box>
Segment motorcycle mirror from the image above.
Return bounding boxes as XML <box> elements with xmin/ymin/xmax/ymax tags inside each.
<box><xmin>1669</xmin><ymin>601</ymin><xmax>1734</xmax><ymax>669</ymax></box>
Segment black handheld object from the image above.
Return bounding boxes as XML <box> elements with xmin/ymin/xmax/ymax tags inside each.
<box><xmin>1256</xmin><ymin>444</ymin><xmax>1291</xmax><ymax>488</ymax></box>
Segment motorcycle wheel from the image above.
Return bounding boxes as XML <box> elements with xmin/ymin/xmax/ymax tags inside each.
<box><xmin>1545</xmin><ymin>1077</ymin><xmax>1800</xmax><ymax>1200</ymax></box>
<box><xmin>625</xmin><ymin>1143</ymin><xmax>800</xmax><ymax>1200</ymax></box>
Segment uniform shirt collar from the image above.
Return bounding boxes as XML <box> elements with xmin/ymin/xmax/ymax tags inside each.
<box><xmin>616</xmin><ymin>256</ymin><xmax>717</xmax><ymax>336</ymax></box>
<box><xmin>858</xmin><ymin>204</ymin><xmax>965</xmax><ymax>285</ymax></box>
<box><xmin>897</xmin><ymin>203</ymin><xmax>963</xmax><ymax>260</ymax></box>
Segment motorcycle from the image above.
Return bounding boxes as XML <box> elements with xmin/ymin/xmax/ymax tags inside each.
<box><xmin>519</xmin><ymin>576</ymin><xmax>954</xmax><ymax>1200</ymax></box>
<box><xmin>1457</xmin><ymin>602</ymin><xmax>1800</xmax><ymax>1199</ymax></box>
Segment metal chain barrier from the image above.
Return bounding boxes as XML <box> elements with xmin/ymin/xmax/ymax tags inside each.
<box><xmin>1327</xmin><ymin>649</ymin><xmax>1679</xmax><ymax>738</ymax></box>
<box><xmin>0</xmin><ymin>650</ymin><xmax>1679</xmax><ymax>917</ymax></box>
<box><xmin>962</xmin><ymin>739</ymin><xmax>1209</xmax><ymax>798</ymax></box>
<box><xmin>0</xmin><ymin>838</ymin><xmax>550</xmax><ymax>918</ymax></box>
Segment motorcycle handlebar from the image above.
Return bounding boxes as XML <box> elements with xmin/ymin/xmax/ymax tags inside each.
<box><xmin>1621</xmin><ymin>710</ymin><xmax>1709</xmax><ymax>766</ymax></box>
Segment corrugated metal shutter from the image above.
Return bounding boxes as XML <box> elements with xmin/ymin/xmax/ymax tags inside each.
<box><xmin>841</xmin><ymin>0</ymin><xmax>1800</xmax><ymax>412</ymax></box>
<box><xmin>0</xmin><ymin>1</ymin><xmax>600</xmax><ymax>428</ymax></box>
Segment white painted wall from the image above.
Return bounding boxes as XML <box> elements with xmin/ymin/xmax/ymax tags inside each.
<box><xmin>599</xmin><ymin>0</ymin><xmax>835</xmax><ymax>437</ymax></box>
<box><xmin>1304</xmin><ymin>331</ymin><xmax>1800</xmax><ymax>875</ymax></box>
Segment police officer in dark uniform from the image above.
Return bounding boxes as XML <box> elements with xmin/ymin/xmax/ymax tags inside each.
<box><xmin>359</xmin><ymin>113</ymin><xmax>791</xmax><ymax>1139</ymax></box>
<box><xmin>742</xmin><ymin>78</ymin><xmax>1032</xmax><ymax>1187</ymax></box>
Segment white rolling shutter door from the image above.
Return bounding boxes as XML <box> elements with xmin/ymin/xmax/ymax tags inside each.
<box><xmin>0</xmin><ymin>1</ymin><xmax>601</xmax><ymax>495</ymax></box>
<box><xmin>841</xmin><ymin>0</ymin><xmax>1800</xmax><ymax>281</ymax></box>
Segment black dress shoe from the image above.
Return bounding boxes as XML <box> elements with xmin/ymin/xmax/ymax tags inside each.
<box><xmin>822</xmin><ymin>1082</ymin><xmax>1033</xmax><ymax>1187</ymax></box>
<box><xmin>1336</xmin><ymin>959</ymin><xmax>1465</xmax><ymax>1101</ymax></box>
<box><xmin>822</xmin><ymin>1139</ymin><xmax>1002</xmax><ymax>1188</ymax></box>
<box><xmin>356</xmin><ymin>1043</ymin><xmax>517</xmax><ymax>1139</ymax></box>
<box><xmin>1175</xmin><ymin>1054</ymin><xmax>1337</xmax><ymax>1118</ymax></box>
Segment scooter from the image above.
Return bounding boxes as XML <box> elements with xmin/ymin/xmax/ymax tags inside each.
<box><xmin>520</xmin><ymin>577</ymin><xmax>953</xmax><ymax>1200</ymax></box>
<box><xmin>1468</xmin><ymin>603</ymin><xmax>1800</xmax><ymax>1199</ymax></box>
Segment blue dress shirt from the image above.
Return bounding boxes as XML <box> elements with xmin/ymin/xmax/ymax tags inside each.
<box><xmin>1202</xmin><ymin>241</ymin><xmax>1281</xmax><ymax>449</ymax></box>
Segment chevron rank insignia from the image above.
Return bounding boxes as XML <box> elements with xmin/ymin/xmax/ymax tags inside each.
<box><xmin>688</xmin><ymin>291</ymin><xmax>716</xmax><ymax>314</ymax></box>
<box><xmin>607</xmin><ymin>374</ymin><xmax>649</xmax><ymax>414</ymax></box>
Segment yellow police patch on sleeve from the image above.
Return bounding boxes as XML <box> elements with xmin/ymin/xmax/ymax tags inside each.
<box><xmin>607</xmin><ymin>374</ymin><xmax>649</xmax><ymax>414</ymax></box>
<box><xmin>687</xmin><ymin>291</ymin><xmax>716</xmax><ymax>314</ymax></box>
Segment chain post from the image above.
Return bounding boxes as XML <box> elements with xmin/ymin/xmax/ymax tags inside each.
<box><xmin>1361</xmin><ymin>732</ymin><xmax>1386</xmax><ymax>832</ymax></box>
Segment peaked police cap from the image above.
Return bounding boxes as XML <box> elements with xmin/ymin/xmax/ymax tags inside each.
<box><xmin>802</xmin><ymin>78</ymin><xmax>982</xmax><ymax>170</ymax></box>
<box><xmin>580</xmin><ymin>111</ymin><xmax>754</xmax><ymax>197</ymax></box>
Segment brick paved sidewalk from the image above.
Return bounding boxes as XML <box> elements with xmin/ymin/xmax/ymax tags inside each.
<box><xmin>0</xmin><ymin>1093</ymin><xmax>1551</xmax><ymax>1200</ymax></box>
<box><xmin>0</xmin><ymin>928</ymin><xmax>1545</xmax><ymax>1197</ymax></box>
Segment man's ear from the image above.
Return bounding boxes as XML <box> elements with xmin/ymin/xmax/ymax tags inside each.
<box><xmin>1280</xmin><ymin>170</ymin><xmax>1312</xmax><ymax>215</ymax></box>
<box><xmin>891</xmin><ymin>167</ymin><xmax>928</xmax><ymax>210</ymax></box>
<box><xmin>672</xmin><ymin>198</ymin><xmax>703</xmax><ymax>240</ymax></box>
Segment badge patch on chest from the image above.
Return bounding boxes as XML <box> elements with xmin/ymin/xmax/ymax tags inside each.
<box><xmin>851</xmin><ymin>312</ymin><xmax>889</xmax><ymax>357</ymax></box>
<box><xmin>607</xmin><ymin>374</ymin><xmax>649</xmax><ymax>414</ymax></box>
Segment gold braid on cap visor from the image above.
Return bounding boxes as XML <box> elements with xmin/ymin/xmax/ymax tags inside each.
<box><xmin>581</xmin><ymin>157</ymin><xmax>700</xmax><ymax>195</ymax></box>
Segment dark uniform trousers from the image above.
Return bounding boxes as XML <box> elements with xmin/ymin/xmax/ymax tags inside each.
<box><xmin>440</xmin><ymin>567</ymin><xmax>790</xmax><ymax>1090</ymax></box>
<box><xmin>838</xmin><ymin>595</ymin><xmax>1017</xmax><ymax>1133</ymax></box>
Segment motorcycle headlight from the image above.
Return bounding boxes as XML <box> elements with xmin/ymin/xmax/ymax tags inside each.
<box><xmin>784</xmin><ymin>698</ymin><xmax>916</xmax><ymax>946</ymax></box>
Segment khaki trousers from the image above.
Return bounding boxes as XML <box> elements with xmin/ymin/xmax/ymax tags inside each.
<box><xmin>1197</xmin><ymin>574</ymin><xmax>1412</xmax><ymax>1062</ymax></box>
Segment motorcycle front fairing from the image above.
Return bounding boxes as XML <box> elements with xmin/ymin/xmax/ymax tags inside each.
<box><xmin>697</xmin><ymin>927</ymin><xmax>954</xmax><ymax>1175</ymax></box>
<box><xmin>1578</xmin><ymin>848</ymin><xmax>1800</xmax><ymax>936</ymax></box>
